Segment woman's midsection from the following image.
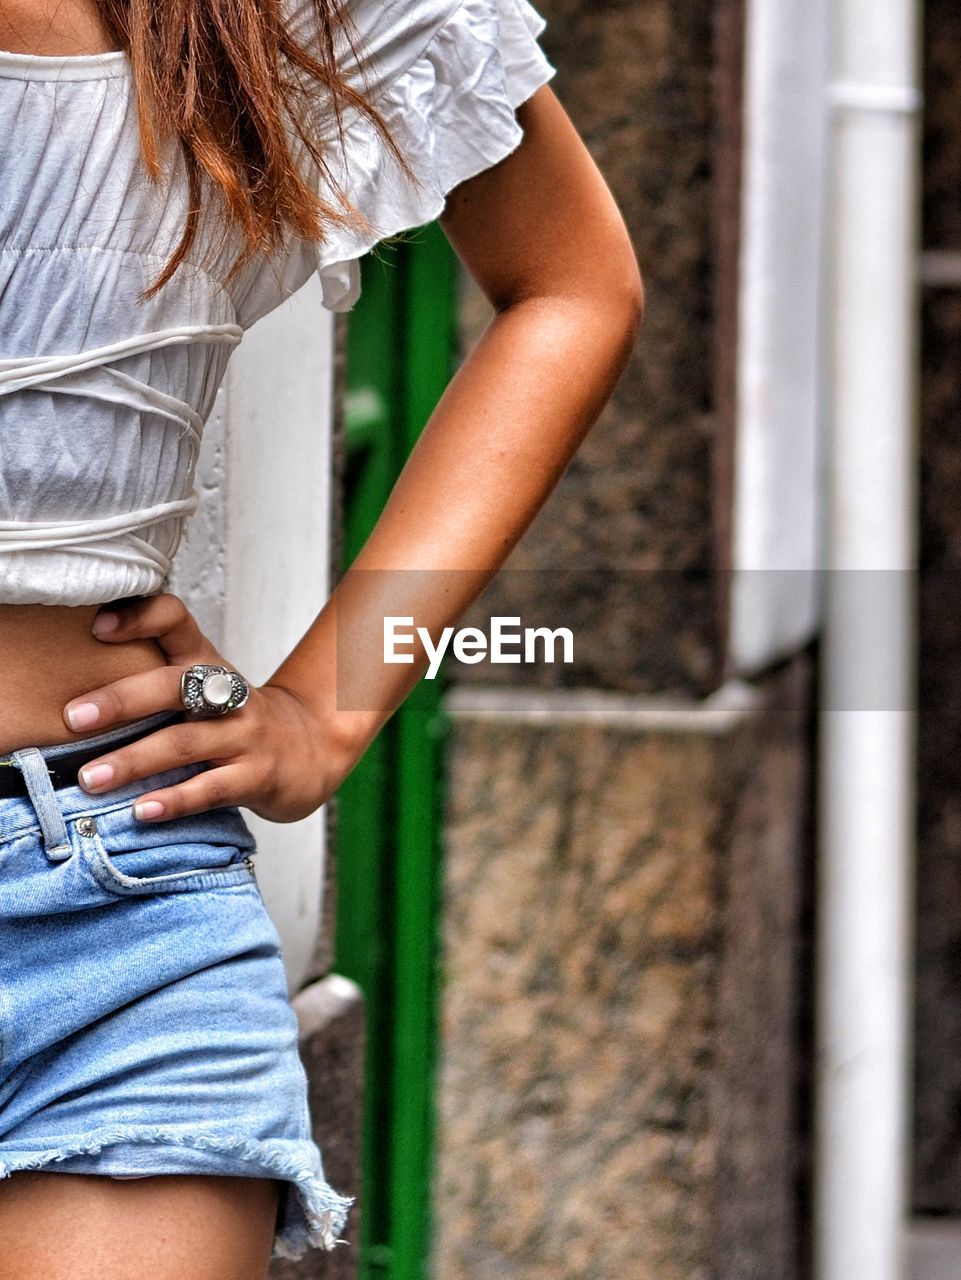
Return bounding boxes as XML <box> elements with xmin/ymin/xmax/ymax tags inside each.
<box><xmin>0</xmin><ymin>604</ymin><xmax>168</xmax><ymax>756</ymax></box>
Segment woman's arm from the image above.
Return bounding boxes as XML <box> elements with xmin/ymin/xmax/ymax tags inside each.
<box><xmin>66</xmin><ymin>84</ymin><xmax>643</xmax><ymax>822</ymax></box>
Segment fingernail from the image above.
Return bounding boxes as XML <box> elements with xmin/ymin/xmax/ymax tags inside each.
<box><xmin>80</xmin><ymin>763</ymin><xmax>114</xmax><ymax>790</ymax></box>
<box><xmin>66</xmin><ymin>702</ymin><xmax>100</xmax><ymax>731</ymax></box>
<box><xmin>134</xmin><ymin>800</ymin><xmax>164</xmax><ymax>821</ymax></box>
<box><xmin>92</xmin><ymin>611</ymin><xmax>120</xmax><ymax>636</ymax></box>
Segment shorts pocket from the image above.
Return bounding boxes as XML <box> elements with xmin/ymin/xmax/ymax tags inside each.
<box><xmin>80</xmin><ymin>801</ymin><xmax>258</xmax><ymax>897</ymax></box>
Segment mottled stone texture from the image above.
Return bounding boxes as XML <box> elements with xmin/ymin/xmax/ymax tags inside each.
<box><xmin>916</xmin><ymin>288</ymin><xmax>961</xmax><ymax>1209</ymax></box>
<box><xmin>455</xmin><ymin>0</ymin><xmax>723</xmax><ymax>696</ymax></box>
<box><xmin>712</xmin><ymin>660</ymin><xmax>815</xmax><ymax>1280</ymax></box>
<box><xmin>269</xmin><ymin>977</ymin><xmax>365</xmax><ymax>1280</ymax></box>
<box><xmin>914</xmin><ymin>0</ymin><xmax>961</xmax><ymax>1213</ymax></box>
<box><xmin>922</xmin><ymin>0</ymin><xmax>961</xmax><ymax>251</ymax></box>
<box><xmin>431</xmin><ymin>657</ymin><xmax>812</xmax><ymax>1280</ymax></box>
<box><xmin>430</xmin><ymin>0</ymin><xmax>815</xmax><ymax>1273</ymax></box>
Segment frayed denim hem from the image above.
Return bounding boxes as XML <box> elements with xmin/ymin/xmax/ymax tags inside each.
<box><xmin>0</xmin><ymin>1123</ymin><xmax>356</xmax><ymax>1259</ymax></box>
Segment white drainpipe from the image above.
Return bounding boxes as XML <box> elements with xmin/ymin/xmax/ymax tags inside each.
<box><xmin>816</xmin><ymin>0</ymin><xmax>922</xmax><ymax>1276</ymax></box>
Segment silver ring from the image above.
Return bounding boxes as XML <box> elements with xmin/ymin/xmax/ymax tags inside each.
<box><xmin>180</xmin><ymin>663</ymin><xmax>250</xmax><ymax>719</ymax></box>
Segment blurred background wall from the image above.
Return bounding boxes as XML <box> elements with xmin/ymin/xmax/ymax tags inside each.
<box><xmin>916</xmin><ymin>0</ymin><xmax>961</xmax><ymax>1224</ymax></box>
<box><xmin>431</xmin><ymin>1</ymin><xmax>819</xmax><ymax>1277</ymax></box>
<box><xmin>433</xmin><ymin>0</ymin><xmax>961</xmax><ymax>1277</ymax></box>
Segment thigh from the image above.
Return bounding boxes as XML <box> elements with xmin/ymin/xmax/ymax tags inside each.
<box><xmin>0</xmin><ymin>1171</ymin><xmax>281</xmax><ymax>1280</ymax></box>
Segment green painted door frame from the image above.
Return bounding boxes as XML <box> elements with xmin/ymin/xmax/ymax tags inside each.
<box><xmin>335</xmin><ymin>224</ymin><xmax>458</xmax><ymax>1280</ymax></box>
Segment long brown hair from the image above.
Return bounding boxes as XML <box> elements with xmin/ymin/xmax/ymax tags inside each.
<box><xmin>94</xmin><ymin>0</ymin><xmax>413</xmax><ymax>298</ymax></box>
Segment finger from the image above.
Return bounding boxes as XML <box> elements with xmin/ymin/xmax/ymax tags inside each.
<box><xmin>64</xmin><ymin>666</ymin><xmax>186</xmax><ymax>734</ymax></box>
<box><xmin>131</xmin><ymin>763</ymin><xmax>253</xmax><ymax>823</ymax></box>
<box><xmin>92</xmin><ymin>594</ymin><xmax>221</xmax><ymax>666</ymax></box>
<box><xmin>76</xmin><ymin>717</ymin><xmax>251</xmax><ymax>797</ymax></box>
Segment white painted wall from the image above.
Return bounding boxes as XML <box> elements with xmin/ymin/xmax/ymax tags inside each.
<box><xmin>170</xmin><ymin>273</ymin><xmax>335</xmax><ymax>995</ymax></box>
<box><xmin>729</xmin><ymin>0</ymin><xmax>832</xmax><ymax>673</ymax></box>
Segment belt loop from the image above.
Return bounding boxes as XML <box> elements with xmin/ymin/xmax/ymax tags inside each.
<box><xmin>10</xmin><ymin>748</ymin><xmax>71</xmax><ymax>860</ymax></box>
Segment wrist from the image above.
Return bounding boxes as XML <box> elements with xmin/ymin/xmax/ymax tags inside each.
<box><xmin>262</xmin><ymin>679</ymin><xmax>384</xmax><ymax>771</ymax></box>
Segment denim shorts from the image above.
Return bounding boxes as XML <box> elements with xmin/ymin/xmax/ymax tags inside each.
<box><xmin>0</xmin><ymin>708</ymin><xmax>354</xmax><ymax>1260</ymax></box>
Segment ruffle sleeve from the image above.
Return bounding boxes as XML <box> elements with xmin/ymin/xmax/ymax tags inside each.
<box><xmin>293</xmin><ymin>0</ymin><xmax>557</xmax><ymax>312</ymax></box>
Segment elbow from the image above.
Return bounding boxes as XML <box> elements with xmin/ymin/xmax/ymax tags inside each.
<box><xmin>618</xmin><ymin>247</ymin><xmax>645</xmax><ymax>338</ymax></box>
<box><xmin>629</xmin><ymin>256</ymin><xmax>645</xmax><ymax>330</ymax></box>
<box><xmin>493</xmin><ymin>240</ymin><xmax>644</xmax><ymax>356</ymax></box>
<box><xmin>602</xmin><ymin>247</ymin><xmax>644</xmax><ymax>363</ymax></box>
<box><xmin>586</xmin><ymin>226</ymin><xmax>645</xmax><ymax>351</ymax></box>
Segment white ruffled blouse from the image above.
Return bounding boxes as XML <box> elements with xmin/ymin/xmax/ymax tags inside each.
<box><xmin>0</xmin><ymin>0</ymin><xmax>556</xmax><ymax>605</ymax></box>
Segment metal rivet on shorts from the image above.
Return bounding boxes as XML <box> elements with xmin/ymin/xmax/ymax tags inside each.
<box><xmin>76</xmin><ymin>816</ymin><xmax>98</xmax><ymax>837</ymax></box>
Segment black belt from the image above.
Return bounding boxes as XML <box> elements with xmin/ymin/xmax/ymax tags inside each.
<box><xmin>0</xmin><ymin>720</ymin><xmax>163</xmax><ymax>801</ymax></box>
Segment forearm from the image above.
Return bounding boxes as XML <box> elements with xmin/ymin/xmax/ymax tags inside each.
<box><xmin>58</xmin><ymin>86</ymin><xmax>641</xmax><ymax>827</ymax></box>
<box><xmin>267</xmin><ymin>289</ymin><xmax>638</xmax><ymax>759</ymax></box>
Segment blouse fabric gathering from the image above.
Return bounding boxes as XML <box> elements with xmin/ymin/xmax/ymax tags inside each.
<box><xmin>0</xmin><ymin>0</ymin><xmax>556</xmax><ymax>607</ymax></box>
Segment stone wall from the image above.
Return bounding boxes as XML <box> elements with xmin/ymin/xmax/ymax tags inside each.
<box><xmin>914</xmin><ymin>0</ymin><xmax>961</xmax><ymax>1212</ymax></box>
<box><xmin>432</xmin><ymin>660</ymin><xmax>812</xmax><ymax>1280</ymax></box>
<box><xmin>456</xmin><ymin>0</ymin><xmax>723</xmax><ymax>698</ymax></box>
<box><xmin>428</xmin><ymin>0</ymin><xmax>816</xmax><ymax>1276</ymax></box>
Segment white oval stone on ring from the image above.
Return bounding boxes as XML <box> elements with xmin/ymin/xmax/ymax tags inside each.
<box><xmin>202</xmin><ymin>672</ymin><xmax>234</xmax><ymax>706</ymax></box>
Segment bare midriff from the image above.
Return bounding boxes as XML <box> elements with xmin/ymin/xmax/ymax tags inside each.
<box><xmin>0</xmin><ymin>2</ymin><xmax>166</xmax><ymax>755</ymax></box>
<box><xmin>1</xmin><ymin>7</ymin><xmax>153</xmax><ymax>754</ymax></box>
<box><xmin>0</xmin><ymin>605</ymin><xmax>169</xmax><ymax>756</ymax></box>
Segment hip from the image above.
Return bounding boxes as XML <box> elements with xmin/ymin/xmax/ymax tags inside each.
<box><xmin>0</xmin><ymin>707</ymin><xmax>273</xmax><ymax>1062</ymax></box>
